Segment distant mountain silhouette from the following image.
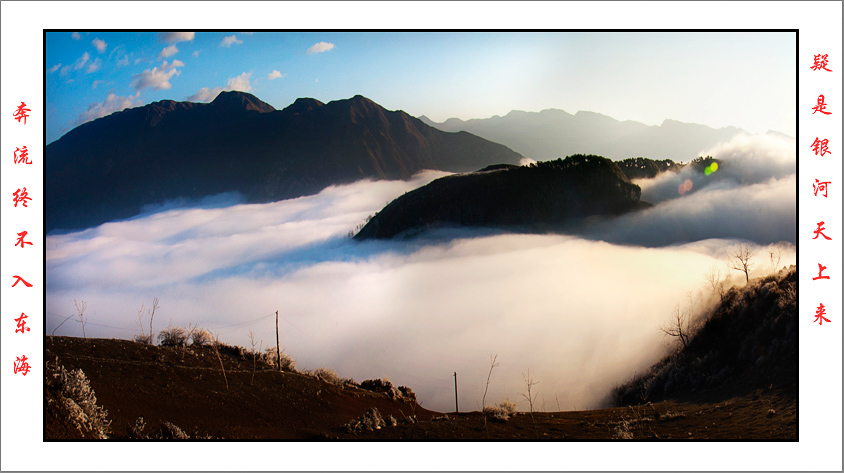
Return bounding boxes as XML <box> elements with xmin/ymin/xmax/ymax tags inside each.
<box><xmin>419</xmin><ymin>110</ymin><xmax>746</xmax><ymax>161</ymax></box>
<box><xmin>46</xmin><ymin>92</ymin><xmax>522</xmax><ymax>232</ymax></box>
<box><xmin>354</xmin><ymin>155</ymin><xmax>650</xmax><ymax>240</ymax></box>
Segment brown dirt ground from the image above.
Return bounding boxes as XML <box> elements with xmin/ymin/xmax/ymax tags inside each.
<box><xmin>45</xmin><ymin>336</ymin><xmax>796</xmax><ymax>440</ymax></box>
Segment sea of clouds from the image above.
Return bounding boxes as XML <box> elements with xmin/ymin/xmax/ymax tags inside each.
<box><xmin>46</xmin><ymin>133</ymin><xmax>795</xmax><ymax>413</ymax></box>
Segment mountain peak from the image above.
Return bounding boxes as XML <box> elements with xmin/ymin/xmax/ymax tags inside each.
<box><xmin>211</xmin><ymin>90</ymin><xmax>275</xmax><ymax>113</ymax></box>
<box><xmin>339</xmin><ymin>94</ymin><xmax>380</xmax><ymax>110</ymax></box>
<box><xmin>281</xmin><ymin>97</ymin><xmax>324</xmax><ymax>115</ymax></box>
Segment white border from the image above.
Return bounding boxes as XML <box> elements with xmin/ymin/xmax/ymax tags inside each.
<box><xmin>1</xmin><ymin>1</ymin><xmax>841</xmax><ymax>471</ymax></box>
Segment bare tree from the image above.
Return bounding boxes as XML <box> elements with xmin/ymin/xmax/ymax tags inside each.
<box><xmin>728</xmin><ymin>243</ymin><xmax>754</xmax><ymax>284</ymax></box>
<box><xmin>481</xmin><ymin>354</ymin><xmax>500</xmax><ymax>428</ymax></box>
<box><xmin>520</xmin><ymin>369</ymin><xmax>539</xmax><ymax>436</ymax></box>
<box><xmin>133</xmin><ymin>302</ymin><xmax>153</xmax><ymax>344</ymax></box>
<box><xmin>660</xmin><ymin>305</ymin><xmax>691</xmax><ymax>350</ymax></box>
<box><xmin>768</xmin><ymin>243</ymin><xmax>784</xmax><ymax>273</ymax></box>
<box><xmin>149</xmin><ymin>298</ymin><xmax>160</xmax><ymax>345</ymax></box>
<box><xmin>703</xmin><ymin>264</ymin><xmax>725</xmax><ymax>300</ymax></box>
<box><xmin>74</xmin><ymin>299</ymin><xmax>87</xmax><ymax>338</ymax></box>
<box><xmin>212</xmin><ymin>332</ymin><xmax>229</xmax><ymax>392</ymax></box>
<box><xmin>135</xmin><ymin>302</ymin><xmax>146</xmax><ymax>339</ymax></box>
<box><xmin>248</xmin><ymin>330</ymin><xmax>262</xmax><ymax>386</ymax></box>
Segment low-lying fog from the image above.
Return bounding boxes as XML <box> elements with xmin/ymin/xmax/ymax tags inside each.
<box><xmin>46</xmin><ymin>134</ymin><xmax>795</xmax><ymax>413</ymax></box>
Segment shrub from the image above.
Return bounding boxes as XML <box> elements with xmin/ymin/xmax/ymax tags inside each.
<box><xmin>55</xmin><ymin>365</ymin><xmax>111</xmax><ymax>438</ymax></box>
<box><xmin>159</xmin><ymin>421</ymin><xmax>190</xmax><ymax>439</ymax></box>
<box><xmin>189</xmin><ymin>328</ymin><xmax>213</xmax><ymax>346</ymax></box>
<box><xmin>360</xmin><ymin>378</ymin><xmax>415</xmax><ymax>400</ymax></box>
<box><xmin>397</xmin><ymin>385</ymin><xmax>417</xmax><ymax>402</ymax></box>
<box><xmin>158</xmin><ymin>324</ymin><xmax>187</xmax><ymax>347</ymax></box>
<box><xmin>260</xmin><ymin>347</ymin><xmax>295</xmax><ymax>371</ymax></box>
<box><xmin>346</xmin><ymin>408</ymin><xmax>386</xmax><ymax>433</ymax></box>
<box><xmin>483</xmin><ymin>398</ymin><xmax>518</xmax><ymax>421</ymax></box>
<box><xmin>133</xmin><ymin>334</ymin><xmax>152</xmax><ymax>345</ymax></box>
<box><xmin>360</xmin><ymin>377</ymin><xmax>393</xmax><ymax>392</ymax></box>
<box><xmin>128</xmin><ymin>416</ymin><xmax>146</xmax><ymax>439</ymax></box>
<box><xmin>312</xmin><ymin>367</ymin><xmax>342</xmax><ymax>385</ymax></box>
<box><xmin>614</xmin><ymin>419</ymin><xmax>634</xmax><ymax>439</ymax></box>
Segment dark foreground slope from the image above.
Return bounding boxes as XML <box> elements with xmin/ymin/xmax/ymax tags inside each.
<box><xmin>46</xmin><ymin>336</ymin><xmax>435</xmax><ymax>439</ymax></box>
<box><xmin>46</xmin><ymin>334</ymin><xmax>795</xmax><ymax>440</ymax></box>
<box><xmin>46</xmin><ymin>92</ymin><xmax>521</xmax><ymax>232</ymax></box>
<box><xmin>614</xmin><ymin>267</ymin><xmax>797</xmax><ymax>407</ymax></box>
<box><xmin>354</xmin><ymin>155</ymin><xmax>649</xmax><ymax>240</ymax></box>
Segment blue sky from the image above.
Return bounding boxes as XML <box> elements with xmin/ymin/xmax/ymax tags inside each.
<box><xmin>46</xmin><ymin>31</ymin><xmax>796</xmax><ymax>144</ymax></box>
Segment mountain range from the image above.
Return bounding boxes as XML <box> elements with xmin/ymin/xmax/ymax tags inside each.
<box><xmin>45</xmin><ymin>92</ymin><xmax>522</xmax><ymax>232</ymax></box>
<box><xmin>419</xmin><ymin>109</ymin><xmax>749</xmax><ymax>161</ymax></box>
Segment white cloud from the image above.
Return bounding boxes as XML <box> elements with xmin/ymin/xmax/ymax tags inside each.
<box><xmin>49</xmin><ymin>63</ymin><xmax>61</xmax><ymax>73</ymax></box>
<box><xmin>226</xmin><ymin>72</ymin><xmax>252</xmax><ymax>91</ymax></box>
<box><xmin>60</xmin><ymin>65</ymin><xmax>71</xmax><ymax>76</ymax></box>
<box><xmin>130</xmin><ymin>62</ymin><xmax>182</xmax><ymax>91</ymax></box>
<box><xmin>186</xmin><ymin>87</ymin><xmax>218</xmax><ymax>103</ymax></box>
<box><xmin>192</xmin><ymin>50</ymin><xmax>201</xmax><ymax>57</ymax></box>
<box><xmin>92</xmin><ymin>80</ymin><xmax>106</xmax><ymax>89</ymax></box>
<box><xmin>267</xmin><ymin>70</ymin><xmax>285</xmax><ymax>80</ymax></box>
<box><xmin>86</xmin><ymin>58</ymin><xmax>102</xmax><ymax>73</ymax></box>
<box><xmin>306</xmin><ymin>41</ymin><xmax>335</xmax><ymax>54</ymax></box>
<box><xmin>161</xmin><ymin>59</ymin><xmax>184</xmax><ymax>70</ymax></box>
<box><xmin>92</xmin><ymin>38</ymin><xmax>107</xmax><ymax>53</ymax></box>
<box><xmin>186</xmin><ymin>72</ymin><xmax>252</xmax><ymax>102</ymax></box>
<box><xmin>158</xmin><ymin>32</ymin><xmax>195</xmax><ymax>43</ymax></box>
<box><xmin>73</xmin><ymin>91</ymin><xmax>141</xmax><ymax>126</ymax></box>
<box><xmin>45</xmin><ymin>168</ymin><xmax>795</xmax><ymax>413</ymax></box>
<box><xmin>220</xmin><ymin>35</ymin><xmax>243</xmax><ymax>48</ymax></box>
<box><xmin>158</xmin><ymin>45</ymin><xmax>178</xmax><ymax>59</ymax></box>
<box><xmin>71</xmin><ymin>32</ymin><xmax>81</xmax><ymax>40</ymax></box>
<box><xmin>73</xmin><ymin>52</ymin><xmax>89</xmax><ymax>70</ymax></box>
<box><xmin>116</xmin><ymin>55</ymin><xmax>129</xmax><ymax>67</ymax></box>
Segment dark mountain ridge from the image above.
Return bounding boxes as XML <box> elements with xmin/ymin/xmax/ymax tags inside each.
<box><xmin>354</xmin><ymin>154</ymin><xmax>649</xmax><ymax>240</ymax></box>
<box><xmin>46</xmin><ymin>92</ymin><xmax>522</xmax><ymax>232</ymax></box>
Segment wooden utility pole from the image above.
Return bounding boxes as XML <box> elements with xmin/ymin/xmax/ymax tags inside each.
<box><xmin>454</xmin><ymin>371</ymin><xmax>459</xmax><ymax>413</ymax></box>
<box><xmin>275</xmin><ymin>310</ymin><xmax>281</xmax><ymax>371</ymax></box>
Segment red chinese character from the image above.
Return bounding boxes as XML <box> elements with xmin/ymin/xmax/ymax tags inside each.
<box><xmin>15</xmin><ymin>231</ymin><xmax>33</xmax><ymax>249</ymax></box>
<box><xmin>813</xmin><ymin>179</ymin><xmax>830</xmax><ymax>197</ymax></box>
<box><xmin>13</xmin><ymin>355</ymin><xmax>31</xmax><ymax>376</ymax></box>
<box><xmin>13</xmin><ymin>146</ymin><xmax>31</xmax><ymax>165</ymax></box>
<box><xmin>14</xmin><ymin>313</ymin><xmax>31</xmax><ymax>333</ymax></box>
<box><xmin>813</xmin><ymin>263</ymin><xmax>830</xmax><ymax>280</ymax></box>
<box><xmin>811</xmin><ymin>138</ymin><xmax>831</xmax><ymax>156</ymax></box>
<box><xmin>812</xmin><ymin>95</ymin><xmax>832</xmax><ymax>115</ymax></box>
<box><xmin>12</xmin><ymin>187</ymin><xmax>32</xmax><ymax>208</ymax></box>
<box><xmin>814</xmin><ymin>303</ymin><xmax>831</xmax><ymax>325</ymax></box>
<box><xmin>11</xmin><ymin>275</ymin><xmax>32</xmax><ymax>288</ymax></box>
<box><xmin>13</xmin><ymin>102</ymin><xmax>30</xmax><ymax>124</ymax></box>
<box><xmin>811</xmin><ymin>54</ymin><xmax>832</xmax><ymax>72</ymax></box>
<box><xmin>813</xmin><ymin>221</ymin><xmax>832</xmax><ymax>240</ymax></box>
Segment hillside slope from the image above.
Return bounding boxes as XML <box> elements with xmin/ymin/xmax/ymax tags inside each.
<box><xmin>613</xmin><ymin>266</ymin><xmax>797</xmax><ymax>406</ymax></box>
<box><xmin>45</xmin><ymin>333</ymin><xmax>796</xmax><ymax>440</ymax></box>
<box><xmin>46</xmin><ymin>336</ymin><xmax>434</xmax><ymax>439</ymax></box>
<box><xmin>354</xmin><ymin>155</ymin><xmax>649</xmax><ymax>240</ymax></box>
<box><xmin>46</xmin><ymin>92</ymin><xmax>522</xmax><ymax>232</ymax></box>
